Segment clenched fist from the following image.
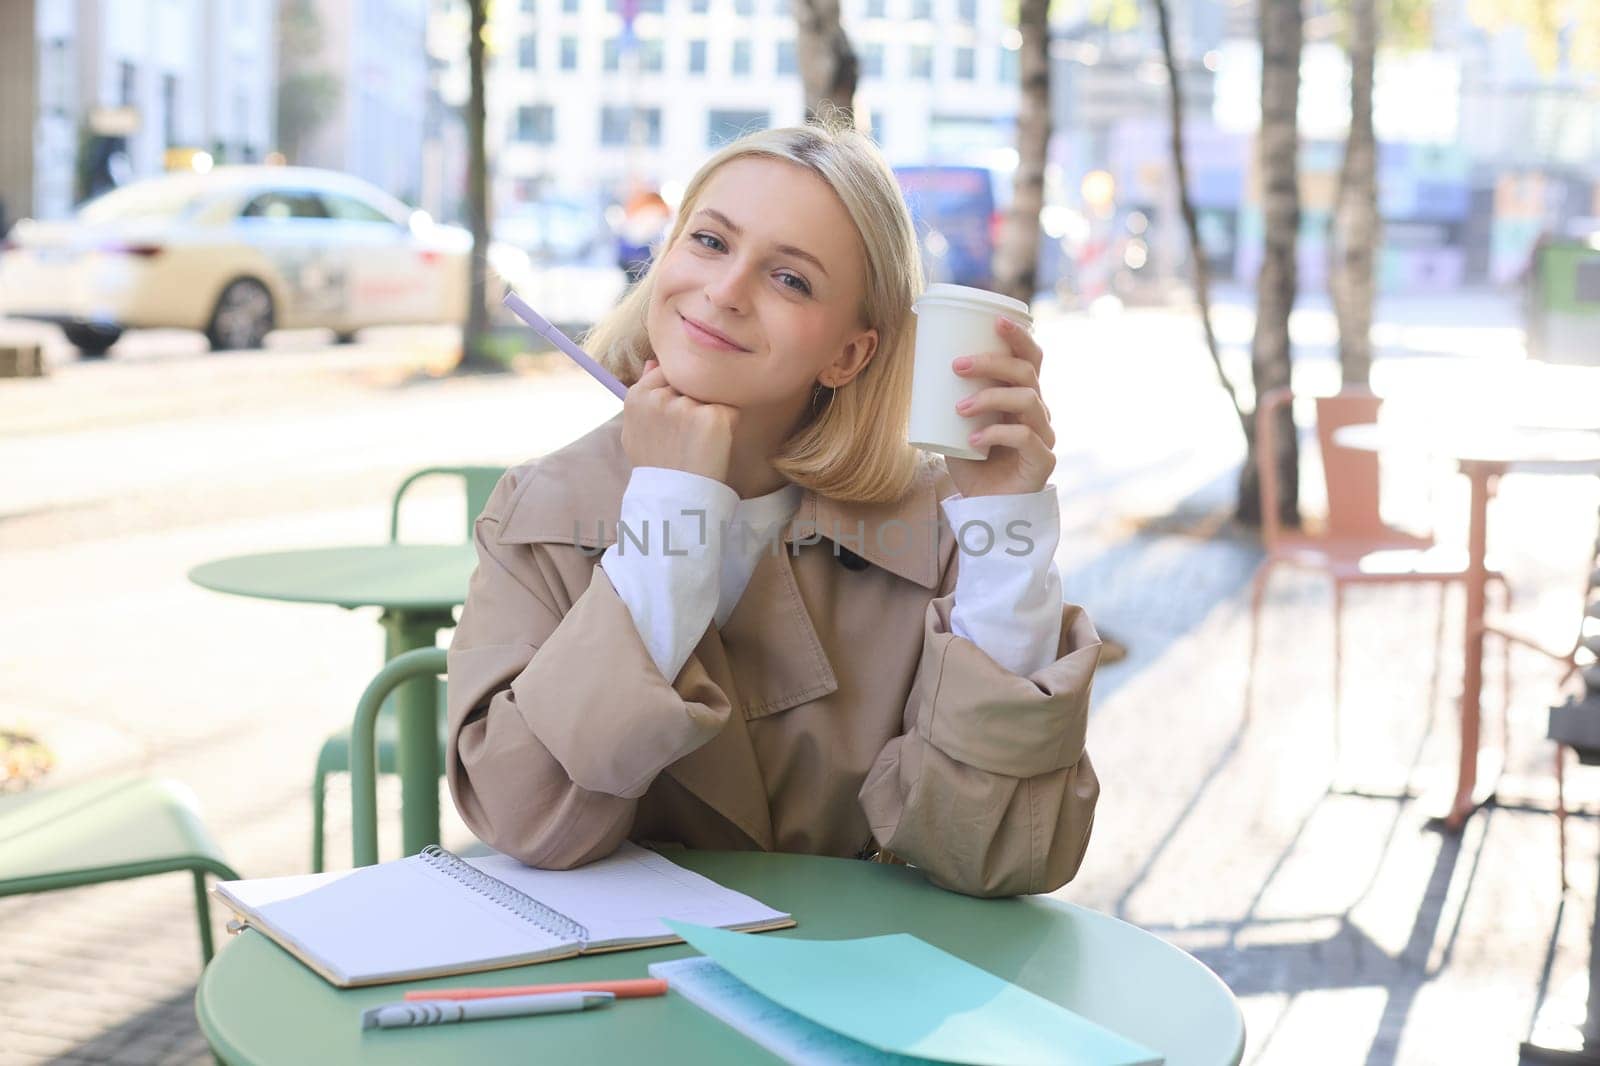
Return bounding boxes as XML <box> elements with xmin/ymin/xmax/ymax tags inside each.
<box><xmin>621</xmin><ymin>359</ymin><xmax>740</xmax><ymax>484</ymax></box>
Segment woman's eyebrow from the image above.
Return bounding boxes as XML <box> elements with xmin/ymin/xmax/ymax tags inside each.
<box><xmin>695</xmin><ymin>207</ymin><xmax>830</xmax><ymax>278</ymax></box>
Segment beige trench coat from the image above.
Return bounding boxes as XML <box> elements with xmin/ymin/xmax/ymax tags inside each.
<box><xmin>446</xmin><ymin>415</ymin><xmax>1102</xmax><ymax>898</ymax></box>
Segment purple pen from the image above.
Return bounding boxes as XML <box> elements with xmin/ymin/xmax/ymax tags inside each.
<box><xmin>502</xmin><ymin>290</ymin><xmax>628</xmax><ymax>400</ymax></box>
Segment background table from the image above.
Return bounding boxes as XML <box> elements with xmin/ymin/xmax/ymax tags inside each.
<box><xmin>197</xmin><ymin>850</ymin><xmax>1245</xmax><ymax>1066</ymax></box>
<box><xmin>1333</xmin><ymin>423</ymin><xmax>1600</xmax><ymax>829</ymax></box>
<box><xmin>189</xmin><ymin>544</ymin><xmax>478</xmax><ymax>854</ymax></box>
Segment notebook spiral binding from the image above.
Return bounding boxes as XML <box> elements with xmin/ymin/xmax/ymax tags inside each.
<box><xmin>419</xmin><ymin>845</ymin><xmax>590</xmax><ymax>947</ymax></box>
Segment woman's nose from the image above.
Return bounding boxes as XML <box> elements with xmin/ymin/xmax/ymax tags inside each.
<box><xmin>703</xmin><ymin>263</ymin><xmax>752</xmax><ymax>313</ymax></box>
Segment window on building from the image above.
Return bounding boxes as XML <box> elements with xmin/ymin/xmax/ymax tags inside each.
<box><xmin>910</xmin><ymin>43</ymin><xmax>932</xmax><ymax>78</ymax></box>
<box><xmin>956</xmin><ymin>0</ymin><xmax>975</xmax><ymax>19</ymax></box>
<box><xmin>520</xmin><ymin>34</ymin><xmax>538</xmax><ymax>68</ymax></box>
<box><xmin>604</xmin><ymin>37</ymin><xmax>621</xmax><ymax>70</ymax></box>
<box><xmin>861</xmin><ymin>42</ymin><xmax>884</xmax><ymax>78</ymax></box>
<box><xmin>731</xmin><ymin>39</ymin><xmax>752</xmax><ymax>75</ymax></box>
<box><xmin>775</xmin><ymin>0</ymin><xmax>791</xmax><ymax>12</ymax></box>
<box><xmin>707</xmin><ymin>108</ymin><xmax>769</xmax><ymax>147</ymax></box>
<box><xmin>41</xmin><ymin>38</ymin><xmax>70</xmax><ymax>117</ymax></box>
<box><xmin>869</xmin><ymin>110</ymin><xmax>886</xmax><ymax>146</ymax></box>
<box><xmin>601</xmin><ymin>106</ymin><xmax>662</xmax><ymax>146</ymax></box>
<box><xmin>865</xmin><ymin>0</ymin><xmax>886</xmax><ymax>16</ymax></box>
<box><xmin>690</xmin><ymin>0</ymin><xmax>710</xmax><ymax>12</ymax></box>
<box><xmin>777</xmin><ymin>40</ymin><xmax>797</xmax><ymax>75</ymax></box>
<box><xmin>999</xmin><ymin>43</ymin><xmax>1018</xmax><ymax>82</ymax></box>
<box><xmin>521</xmin><ymin>0</ymin><xmax>536</xmax><ymax>10</ymax></box>
<box><xmin>689</xmin><ymin>39</ymin><xmax>708</xmax><ymax>73</ymax></box>
<box><xmin>640</xmin><ymin>38</ymin><xmax>664</xmax><ymax>72</ymax></box>
<box><xmin>734</xmin><ymin>0</ymin><xmax>755</xmax><ymax>14</ymax></box>
<box><xmin>161</xmin><ymin>74</ymin><xmax>178</xmax><ymax>147</ymax></box>
<box><xmin>954</xmin><ymin>45</ymin><xmax>975</xmax><ymax>79</ymax></box>
<box><xmin>118</xmin><ymin>60</ymin><xmax>138</xmax><ymax>107</ymax></box>
<box><xmin>911</xmin><ymin>0</ymin><xmax>931</xmax><ymax>18</ymax></box>
<box><xmin>563</xmin><ymin>0</ymin><xmax>580</xmax><ymax>12</ymax></box>
<box><xmin>561</xmin><ymin>36</ymin><xmax>579</xmax><ymax>69</ymax></box>
<box><xmin>516</xmin><ymin>104</ymin><xmax>556</xmax><ymax>143</ymax></box>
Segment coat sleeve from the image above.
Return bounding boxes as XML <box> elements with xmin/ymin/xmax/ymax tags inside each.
<box><xmin>445</xmin><ymin>472</ymin><xmax>735</xmax><ymax>869</ymax></box>
<box><xmin>857</xmin><ymin>547</ymin><xmax>1102</xmax><ymax>898</ymax></box>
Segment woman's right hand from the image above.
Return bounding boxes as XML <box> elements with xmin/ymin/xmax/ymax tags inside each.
<box><xmin>621</xmin><ymin>359</ymin><xmax>739</xmax><ymax>484</ymax></box>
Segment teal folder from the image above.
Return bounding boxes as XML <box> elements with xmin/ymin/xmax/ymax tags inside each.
<box><xmin>664</xmin><ymin>920</ymin><xmax>1163</xmax><ymax>1066</ymax></box>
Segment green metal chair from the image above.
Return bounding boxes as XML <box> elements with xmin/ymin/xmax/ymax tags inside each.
<box><xmin>348</xmin><ymin>646</ymin><xmax>451</xmax><ymax>867</ymax></box>
<box><xmin>309</xmin><ymin>465</ymin><xmax>503</xmax><ymax>872</ymax></box>
<box><xmin>0</xmin><ymin>776</ymin><xmax>240</xmax><ymax>963</ymax></box>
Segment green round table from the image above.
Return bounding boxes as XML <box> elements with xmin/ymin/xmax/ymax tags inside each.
<box><xmin>188</xmin><ymin>544</ymin><xmax>479</xmax><ymax>855</ymax></box>
<box><xmin>196</xmin><ymin>851</ymin><xmax>1245</xmax><ymax>1065</ymax></box>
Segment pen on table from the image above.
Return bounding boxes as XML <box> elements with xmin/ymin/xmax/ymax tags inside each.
<box><xmin>404</xmin><ymin>977</ymin><xmax>668</xmax><ymax>1002</ymax></box>
<box><xmin>361</xmin><ymin>990</ymin><xmax>615</xmax><ymax>1030</ymax></box>
<box><xmin>502</xmin><ymin>291</ymin><xmax>628</xmax><ymax>400</ymax></box>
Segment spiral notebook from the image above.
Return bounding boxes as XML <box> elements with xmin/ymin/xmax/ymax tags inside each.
<box><xmin>212</xmin><ymin>842</ymin><xmax>794</xmax><ymax>988</ymax></box>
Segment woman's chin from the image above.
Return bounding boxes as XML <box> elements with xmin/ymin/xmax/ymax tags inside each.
<box><xmin>658</xmin><ymin>355</ymin><xmax>741</xmax><ymax>405</ymax></box>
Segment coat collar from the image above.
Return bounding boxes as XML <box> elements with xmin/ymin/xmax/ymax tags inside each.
<box><xmin>496</xmin><ymin>414</ymin><xmax>943</xmax><ymax>590</ymax></box>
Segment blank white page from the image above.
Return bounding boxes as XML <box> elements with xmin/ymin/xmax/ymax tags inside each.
<box><xmin>244</xmin><ymin>855</ymin><xmax>571</xmax><ymax>984</ymax></box>
<box><xmin>465</xmin><ymin>843</ymin><xmax>790</xmax><ymax>949</ymax></box>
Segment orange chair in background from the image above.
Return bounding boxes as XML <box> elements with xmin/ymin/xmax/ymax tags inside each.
<box><xmin>1245</xmin><ymin>386</ymin><xmax>1510</xmax><ymax>772</ymax></box>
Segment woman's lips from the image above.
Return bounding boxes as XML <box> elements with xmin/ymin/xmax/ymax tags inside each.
<box><xmin>679</xmin><ymin>313</ymin><xmax>749</xmax><ymax>352</ymax></box>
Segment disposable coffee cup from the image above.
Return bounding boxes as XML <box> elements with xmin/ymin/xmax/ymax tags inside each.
<box><xmin>907</xmin><ymin>283</ymin><xmax>1033</xmax><ymax>461</ymax></box>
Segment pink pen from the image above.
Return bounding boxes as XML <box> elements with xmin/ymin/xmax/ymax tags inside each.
<box><xmin>502</xmin><ymin>290</ymin><xmax>628</xmax><ymax>400</ymax></box>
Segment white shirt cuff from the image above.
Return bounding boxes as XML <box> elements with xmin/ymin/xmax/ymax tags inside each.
<box><xmin>600</xmin><ymin>467</ymin><xmax>739</xmax><ymax>681</ymax></box>
<box><xmin>940</xmin><ymin>486</ymin><xmax>1065</xmax><ymax>676</ymax></box>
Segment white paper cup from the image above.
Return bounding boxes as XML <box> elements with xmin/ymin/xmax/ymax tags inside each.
<box><xmin>907</xmin><ymin>283</ymin><xmax>1033</xmax><ymax>461</ymax></box>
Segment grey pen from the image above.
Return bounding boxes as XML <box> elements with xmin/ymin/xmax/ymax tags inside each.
<box><xmin>360</xmin><ymin>990</ymin><xmax>615</xmax><ymax>1030</ymax></box>
<box><xmin>502</xmin><ymin>291</ymin><xmax>629</xmax><ymax>400</ymax></box>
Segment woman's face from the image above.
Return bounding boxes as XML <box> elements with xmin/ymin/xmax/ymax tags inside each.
<box><xmin>644</xmin><ymin>157</ymin><xmax>878</xmax><ymax>423</ymax></box>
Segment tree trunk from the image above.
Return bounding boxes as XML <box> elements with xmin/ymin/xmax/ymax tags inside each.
<box><xmin>794</xmin><ymin>0</ymin><xmax>858</xmax><ymax>123</ymax></box>
<box><xmin>992</xmin><ymin>0</ymin><xmax>1049</xmax><ymax>306</ymax></box>
<box><xmin>1148</xmin><ymin>0</ymin><xmax>1249</xmax><ymax>448</ymax></box>
<box><xmin>1330</xmin><ymin>0</ymin><xmax>1378</xmax><ymax>386</ymax></box>
<box><xmin>458</xmin><ymin>0</ymin><xmax>497</xmax><ymax>371</ymax></box>
<box><xmin>1239</xmin><ymin>0</ymin><xmax>1303</xmax><ymax>528</ymax></box>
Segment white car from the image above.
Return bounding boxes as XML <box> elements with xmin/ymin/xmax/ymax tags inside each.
<box><xmin>0</xmin><ymin>166</ymin><xmax>529</xmax><ymax>356</ymax></box>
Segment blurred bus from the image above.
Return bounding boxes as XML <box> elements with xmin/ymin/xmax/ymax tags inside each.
<box><xmin>894</xmin><ymin>165</ymin><xmax>1000</xmax><ymax>289</ymax></box>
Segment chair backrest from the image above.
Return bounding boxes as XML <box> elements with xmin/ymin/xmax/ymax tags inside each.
<box><xmin>1314</xmin><ymin>388</ymin><xmax>1386</xmax><ymax>541</ymax></box>
<box><xmin>1258</xmin><ymin>386</ymin><xmax>1396</xmax><ymax>546</ymax></box>
<box><xmin>350</xmin><ymin>646</ymin><xmax>450</xmax><ymax>866</ymax></box>
<box><xmin>390</xmin><ymin>466</ymin><xmax>507</xmax><ymax>544</ymax></box>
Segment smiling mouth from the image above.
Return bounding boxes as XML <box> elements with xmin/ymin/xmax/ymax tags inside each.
<box><xmin>679</xmin><ymin>312</ymin><xmax>750</xmax><ymax>352</ymax></box>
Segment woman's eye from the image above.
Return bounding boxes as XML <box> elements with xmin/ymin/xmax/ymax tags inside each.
<box><xmin>692</xmin><ymin>232</ymin><xmax>726</xmax><ymax>252</ymax></box>
<box><xmin>777</xmin><ymin>272</ymin><xmax>812</xmax><ymax>296</ymax></box>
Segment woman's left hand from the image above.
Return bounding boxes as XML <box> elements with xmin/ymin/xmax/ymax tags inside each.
<box><xmin>944</xmin><ymin>317</ymin><xmax>1056</xmax><ymax>498</ymax></box>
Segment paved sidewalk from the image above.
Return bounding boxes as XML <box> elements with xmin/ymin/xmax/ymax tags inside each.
<box><xmin>2</xmin><ymin>294</ymin><xmax>1596</xmax><ymax>1064</ymax></box>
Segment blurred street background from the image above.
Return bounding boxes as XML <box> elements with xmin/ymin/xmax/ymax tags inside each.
<box><xmin>2</xmin><ymin>0</ymin><xmax>1599</xmax><ymax>1064</ymax></box>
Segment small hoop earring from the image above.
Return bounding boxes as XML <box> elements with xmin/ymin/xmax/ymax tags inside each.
<box><xmin>811</xmin><ymin>384</ymin><xmax>836</xmax><ymax>418</ymax></box>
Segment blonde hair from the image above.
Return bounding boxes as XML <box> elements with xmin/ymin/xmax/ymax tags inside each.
<box><xmin>583</xmin><ymin>117</ymin><xmax>926</xmax><ymax>505</ymax></box>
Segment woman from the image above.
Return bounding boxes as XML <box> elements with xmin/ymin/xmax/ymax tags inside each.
<box><xmin>446</xmin><ymin>121</ymin><xmax>1101</xmax><ymax>899</ymax></box>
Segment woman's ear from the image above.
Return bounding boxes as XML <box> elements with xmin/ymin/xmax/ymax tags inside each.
<box><xmin>819</xmin><ymin>328</ymin><xmax>878</xmax><ymax>389</ymax></box>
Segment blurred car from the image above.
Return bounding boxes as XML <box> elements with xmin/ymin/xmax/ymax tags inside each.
<box><xmin>493</xmin><ymin>194</ymin><xmax>608</xmax><ymax>266</ymax></box>
<box><xmin>0</xmin><ymin>166</ymin><xmax>530</xmax><ymax>356</ymax></box>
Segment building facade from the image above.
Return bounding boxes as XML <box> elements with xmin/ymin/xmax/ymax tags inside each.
<box><xmin>457</xmin><ymin>0</ymin><xmax>1026</xmax><ymax>212</ymax></box>
<box><xmin>0</xmin><ymin>0</ymin><xmax>277</xmax><ymax>228</ymax></box>
<box><xmin>292</xmin><ymin>0</ymin><xmax>430</xmax><ymax>203</ymax></box>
